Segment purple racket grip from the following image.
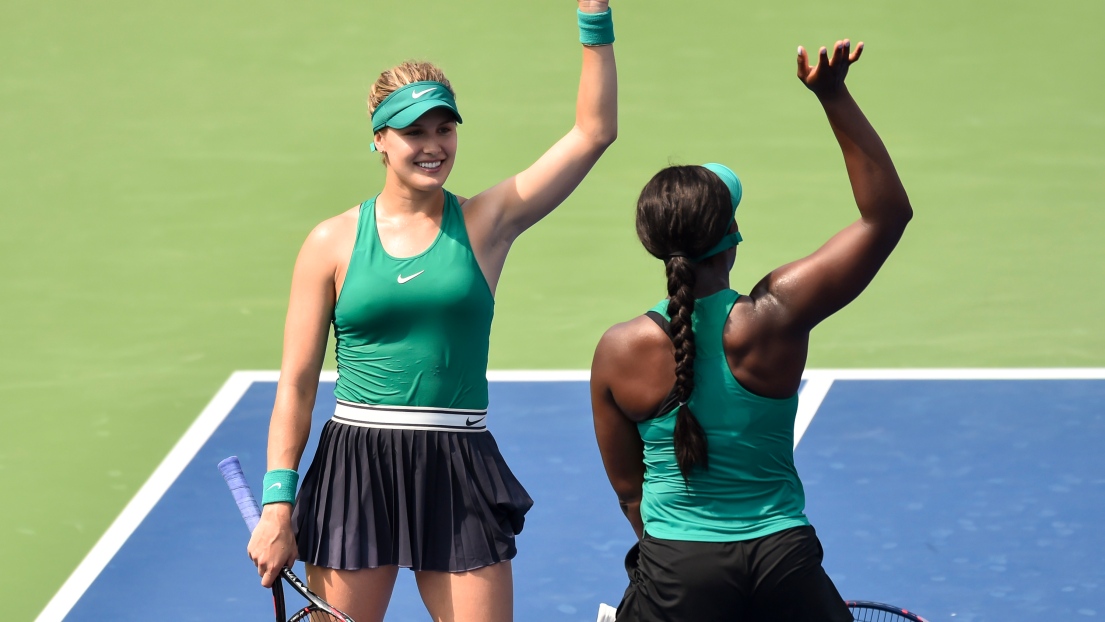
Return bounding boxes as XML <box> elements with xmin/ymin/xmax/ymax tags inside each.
<box><xmin>218</xmin><ymin>456</ymin><xmax>262</xmax><ymax>532</ymax></box>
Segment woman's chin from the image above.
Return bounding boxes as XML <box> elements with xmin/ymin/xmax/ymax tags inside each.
<box><xmin>409</xmin><ymin>165</ymin><xmax>452</xmax><ymax>189</ymax></box>
<box><xmin>392</xmin><ymin>170</ymin><xmax>446</xmax><ymax>192</ymax></box>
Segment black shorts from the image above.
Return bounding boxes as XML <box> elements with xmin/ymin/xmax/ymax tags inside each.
<box><xmin>616</xmin><ymin>526</ymin><xmax>852</xmax><ymax>622</ymax></box>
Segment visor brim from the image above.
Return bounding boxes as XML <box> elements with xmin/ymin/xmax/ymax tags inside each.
<box><xmin>384</xmin><ymin>100</ymin><xmax>463</xmax><ymax>130</ymax></box>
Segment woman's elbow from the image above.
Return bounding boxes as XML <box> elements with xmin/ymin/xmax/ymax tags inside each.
<box><xmin>576</xmin><ymin>124</ymin><xmax>618</xmax><ymax>152</ymax></box>
<box><xmin>596</xmin><ymin>125</ymin><xmax>618</xmax><ymax>149</ymax></box>
<box><xmin>588</xmin><ymin>129</ymin><xmax>618</xmax><ymax>153</ymax></box>
<box><xmin>867</xmin><ymin>196</ymin><xmax>913</xmax><ymax>233</ymax></box>
<box><xmin>616</xmin><ymin>489</ymin><xmax>641</xmax><ymax>509</ymax></box>
<box><xmin>898</xmin><ymin>197</ymin><xmax>914</xmax><ymax>225</ymax></box>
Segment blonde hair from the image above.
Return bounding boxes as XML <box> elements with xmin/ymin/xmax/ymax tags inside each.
<box><xmin>368</xmin><ymin>61</ymin><xmax>456</xmax><ymax>117</ymax></box>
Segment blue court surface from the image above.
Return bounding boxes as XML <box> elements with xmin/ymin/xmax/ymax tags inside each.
<box><xmin>38</xmin><ymin>370</ymin><xmax>1105</xmax><ymax>622</ymax></box>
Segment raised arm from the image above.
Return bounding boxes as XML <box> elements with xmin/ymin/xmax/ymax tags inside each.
<box><xmin>246</xmin><ymin>218</ymin><xmax>344</xmax><ymax>587</ymax></box>
<box><xmin>464</xmin><ymin>0</ymin><xmax>617</xmax><ymax>254</ymax></box>
<box><xmin>751</xmin><ymin>40</ymin><xmax>912</xmax><ymax>332</ymax></box>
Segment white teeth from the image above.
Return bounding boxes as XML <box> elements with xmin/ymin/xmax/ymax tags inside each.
<box><xmin>417</xmin><ymin>161</ymin><xmax>442</xmax><ymax>170</ymax></box>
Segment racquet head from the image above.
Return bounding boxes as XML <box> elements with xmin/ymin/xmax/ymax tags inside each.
<box><xmin>280</xmin><ymin>568</ymin><xmax>356</xmax><ymax>621</ymax></box>
<box><xmin>287</xmin><ymin>605</ymin><xmax>353</xmax><ymax>621</ymax></box>
<box><xmin>847</xmin><ymin>600</ymin><xmax>929</xmax><ymax>622</ymax></box>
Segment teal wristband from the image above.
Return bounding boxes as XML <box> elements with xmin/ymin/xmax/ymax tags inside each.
<box><xmin>261</xmin><ymin>469</ymin><xmax>299</xmax><ymax>505</ymax></box>
<box><xmin>578</xmin><ymin>9</ymin><xmax>614</xmax><ymax>46</ymax></box>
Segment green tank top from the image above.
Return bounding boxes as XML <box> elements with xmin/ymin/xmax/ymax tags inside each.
<box><xmin>638</xmin><ymin>289</ymin><xmax>810</xmax><ymax>542</ymax></box>
<box><xmin>332</xmin><ymin>190</ymin><xmax>494</xmax><ymax>409</ymax></box>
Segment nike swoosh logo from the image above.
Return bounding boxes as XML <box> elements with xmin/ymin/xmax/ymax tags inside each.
<box><xmin>411</xmin><ymin>88</ymin><xmax>436</xmax><ymax>99</ymax></box>
<box><xmin>465</xmin><ymin>416</ymin><xmax>485</xmax><ymax>427</ymax></box>
<box><xmin>266</xmin><ymin>483</ymin><xmax>282</xmax><ymax>491</ymax></box>
<box><xmin>397</xmin><ymin>270</ymin><xmax>425</xmax><ymax>284</ymax></box>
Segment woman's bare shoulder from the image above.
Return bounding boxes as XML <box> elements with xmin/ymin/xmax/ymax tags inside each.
<box><xmin>595</xmin><ymin>315</ymin><xmax>671</xmax><ymax>376</ymax></box>
<box><xmin>296</xmin><ymin>204</ymin><xmax>361</xmax><ymax>262</ymax></box>
<box><xmin>305</xmin><ymin>205</ymin><xmax>359</xmax><ymax>239</ymax></box>
<box><xmin>594</xmin><ymin>314</ymin><xmax>675</xmax><ymax>420</ymax></box>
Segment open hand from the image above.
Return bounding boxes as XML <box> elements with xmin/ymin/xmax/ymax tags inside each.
<box><xmin>578</xmin><ymin>0</ymin><xmax>610</xmax><ymax>14</ymax></box>
<box><xmin>797</xmin><ymin>39</ymin><xmax>863</xmax><ymax>99</ymax></box>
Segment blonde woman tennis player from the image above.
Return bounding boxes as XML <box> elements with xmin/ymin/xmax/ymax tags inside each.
<box><xmin>247</xmin><ymin>3</ymin><xmax>617</xmax><ymax>621</ymax></box>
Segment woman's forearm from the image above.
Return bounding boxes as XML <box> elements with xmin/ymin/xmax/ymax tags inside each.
<box><xmin>266</xmin><ymin>380</ymin><xmax>318</xmax><ymax>471</ymax></box>
<box><xmin>820</xmin><ymin>87</ymin><xmax>912</xmax><ymax>226</ymax></box>
<box><xmin>576</xmin><ymin>43</ymin><xmax>618</xmax><ymax>148</ymax></box>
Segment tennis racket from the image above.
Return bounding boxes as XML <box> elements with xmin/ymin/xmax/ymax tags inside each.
<box><xmin>218</xmin><ymin>456</ymin><xmax>356</xmax><ymax>622</ymax></box>
<box><xmin>847</xmin><ymin>600</ymin><xmax>928</xmax><ymax>622</ymax></box>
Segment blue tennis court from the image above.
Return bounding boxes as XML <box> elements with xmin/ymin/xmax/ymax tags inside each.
<box><xmin>38</xmin><ymin>371</ymin><xmax>1105</xmax><ymax>621</ymax></box>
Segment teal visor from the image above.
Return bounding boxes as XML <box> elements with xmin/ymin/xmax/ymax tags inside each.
<box><xmin>370</xmin><ymin>81</ymin><xmax>462</xmax><ymax>152</ymax></box>
<box><xmin>692</xmin><ymin>163</ymin><xmax>744</xmax><ymax>262</ymax></box>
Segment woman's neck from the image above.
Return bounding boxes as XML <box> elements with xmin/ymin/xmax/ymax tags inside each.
<box><xmin>377</xmin><ymin>176</ymin><xmax>445</xmax><ymax>218</ymax></box>
<box><xmin>691</xmin><ymin>256</ymin><xmax>732</xmax><ymax>298</ymax></box>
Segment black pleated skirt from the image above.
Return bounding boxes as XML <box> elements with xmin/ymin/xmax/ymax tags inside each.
<box><xmin>292</xmin><ymin>420</ymin><xmax>533</xmax><ymax>572</ymax></box>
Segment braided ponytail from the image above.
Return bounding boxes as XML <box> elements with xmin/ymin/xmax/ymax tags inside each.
<box><xmin>665</xmin><ymin>256</ymin><xmax>709</xmax><ymax>477</ymax></box>
<box><xmin>635</xmin><ymin>165</ymin><xmax>735</xmax><ymax>479</ymax></box>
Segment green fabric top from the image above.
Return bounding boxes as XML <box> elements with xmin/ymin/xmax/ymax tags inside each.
<box><xmin>638</xmin><ymin>289</ymin><xmax>810</xmax><ymax>542</ymax></box>
<box><xmin>332</xmin><ymin>190</ymin><xmax>494</xmax><ymax>409</ymax></box>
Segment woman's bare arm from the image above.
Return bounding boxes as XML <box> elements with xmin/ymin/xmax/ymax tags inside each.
<box><xmin>246</xmin><ymin>218</ymin><xmax>342</xmax><ymax>587</ymax></box>
<box><xmin>462</xmin><ymin>0</ymin><xmax>618</xmax><ymax>286</ymax></box>
<box><xmin>751</xmin><ymin>41</ymin><xmax>912</xmax><ymax>333</ymax></box>
<box><xmin>590</xmin><ymin>323</ymin><xmax>650</xmax><ymax>539</ymax></box>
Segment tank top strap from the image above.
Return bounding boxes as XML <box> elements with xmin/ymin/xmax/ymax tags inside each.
<box><xmin>435</xmin><ymin>190</ymin><xmax>469</xmax><ymax>246</ymax></box>
<box><xmin>642</xmin><ymin>289</ymin><xmax>740</xmax><ymax>419</ymax></box>
<box><xmin>354</xmin><ymin>196</ymin><xmax>379</xmax><ymax>251</ymax></box>
<box><xmin>694</xmin><ymin>289</ymin><xmax>740</xmax><ymax>360</ymax></box>
<box><xmin>646</xmin><ymin>289</ymin><xmax>740</xmax><ymax>358</ymax></box>
<box><xmin>643</xmin><ymin>311</ymin><xmax>681</xmax><ymax>418</ymax></box>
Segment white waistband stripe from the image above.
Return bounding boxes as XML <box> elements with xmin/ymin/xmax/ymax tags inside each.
<box><xmin>333</xmin><ymin>401</ymin><xmax>488</xmax><ymax>432</ymax></box>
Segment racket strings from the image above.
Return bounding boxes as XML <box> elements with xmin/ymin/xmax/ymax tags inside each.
<box><xmin>288</xmin><ymin>606</ymin><xmax>346</xmax><ymax>622</ymax></box>
<box><xmin>849</xmin><ymin>605</ymin><xmax>922</xmax><ymax>622</ymax></box>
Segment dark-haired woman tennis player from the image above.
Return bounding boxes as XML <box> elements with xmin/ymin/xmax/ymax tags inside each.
<box><xmin>591</xmin><ymin>40</ymin><xmax>910</xmax><ymax>622</ymax></box>
<box><xmin>246</xmin><ymin>2</ymin><xmax>617</xmax><ymax>621</ymax></box>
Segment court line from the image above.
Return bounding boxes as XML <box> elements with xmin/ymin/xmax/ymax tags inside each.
<box><xmin>178</xmin><ymin>368</ymin><xmax>1105</xmax><ymax>384</ymax></box>
<box><xmin>35</xmin><ymin>368</ymin><xmax>1105</xmax><ymax>620</ymax></box>
<box><xmin>794</xmin><ymin>376</ymin><xmax>834</xmax><ymax>449</ymax></box>
<box><xmin>802</xmin><ymin>368</ymin><xmax>1105</xmax><ymax>380</ymax></box>
<box><xmin>488</xmin><ymin>370</ymin><xmax>590</xmax><ymax>382</ymax></box>
<box><xmin>34</xmin><ymin>372</ymin><xmax>257</xmax><ymax>622</ymax></box>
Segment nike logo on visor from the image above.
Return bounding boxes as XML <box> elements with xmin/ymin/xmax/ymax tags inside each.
<box><xmin>411</xmin><ymin>88</ymin><xmax>436</xmax><ymax>99</ymax></box>
<box><xmin>397</xmin><ymin>270</ymin><xmax>425</xmax><ymax>284</ymax></box>
<box><xmin>466</xmin><ymin>417</ymin><xmax>485</xmax><ymax>427</ymax></box>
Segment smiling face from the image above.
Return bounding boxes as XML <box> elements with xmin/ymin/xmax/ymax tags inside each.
<box><xmin>373</xmin><ymin>108</ymin><xmax>458</xmax><ymax>192</ymax></box>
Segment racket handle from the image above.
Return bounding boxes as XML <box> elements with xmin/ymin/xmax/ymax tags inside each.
<box><xmin>218</xmin><ymin>456</ymin><xmax>262</xmax><ymax>532</ymax></box>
